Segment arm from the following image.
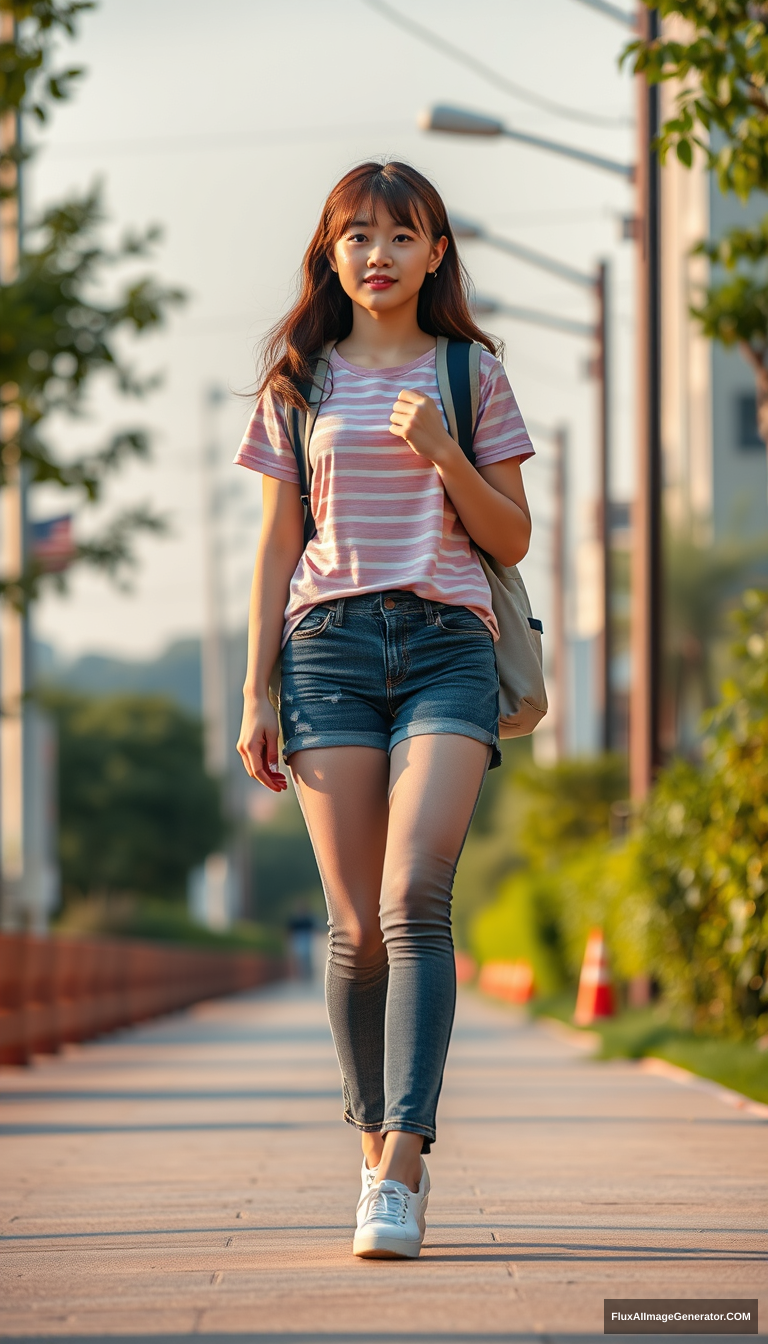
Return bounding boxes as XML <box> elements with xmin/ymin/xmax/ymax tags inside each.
<box><xmin>237</xmin><ymin>474</ymin><xmax>304</xmax><ymax>791</ymax></box>
<box><xmin>389</xmin><ymin>390</ymin><xmax>531</xmax><ymax>566</ymax></box>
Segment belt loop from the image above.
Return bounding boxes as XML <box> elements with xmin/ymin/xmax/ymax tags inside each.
<box><xmin>333</xmin><ymin>597</ymin><xmax>345</xmax><ymax>627</ymax></box>
<box><xmin>422</xmin><ymin>598</ymin><xmax>436</xmax><ymax>625</ymax></box>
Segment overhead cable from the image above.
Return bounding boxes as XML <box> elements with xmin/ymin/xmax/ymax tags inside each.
<box><xmin>359</xmin><ymin>0</ymin><xmax>632</xmax><ymax>128</ymax></box>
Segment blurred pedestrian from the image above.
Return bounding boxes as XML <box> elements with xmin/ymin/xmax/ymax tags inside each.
<box><xmin>287</xmin><ymin>909</ymin><xmax>316</xmax><ymax>982</ymax></box>
<box><xmin>236</xmin><ymin>161</ymin><xmax>533</xmax><ymax>1259</ymax></box>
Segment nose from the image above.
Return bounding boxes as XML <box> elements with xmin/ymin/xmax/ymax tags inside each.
<box><xmin>366</xmin><ymin>245</ymin><xmax>392</xmax><ymax>269</ymax></box>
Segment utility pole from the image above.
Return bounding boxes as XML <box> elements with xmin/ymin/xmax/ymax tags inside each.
<box><xmin>553</xmin><ymin>427</ymin><xmax>568</xmax><ymax>761</ymax></box>
<box><xmin>0</xmin><ymin>11</ymin><xmax>33</xmax><ymax>929</ymax></box>
<box><xmin>630</xmin><ymin>3</ymin><xmax>663</xmax><ymax>799</ymax></box>
<box><xmin>595</xmin><ymin>260</ymin><xmax>612</xmax><ymax>752</ymax></box>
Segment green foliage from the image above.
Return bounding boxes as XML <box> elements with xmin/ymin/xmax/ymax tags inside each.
<box><xmin>471</xmin><ymin>867</ymin><xmax>568</xmax><ymax>995</ymax></box>
<box><xmin>552</xmin><ymin>840</ymin><xmax>650</xmax><ymax>983</ymax></box>
<box><xmin>512</xmin><ymin>755</ymin><xmax>628</xmax><ymax>868</ymax></box>
<box><xmin>467</xmin><ymin>755</ymin><xmax>635</xmax><ymax>988</ymax></box>
<box><xmin>623</xmin><ymin>4</ymin><xmax>768</xmax><ymax>443</ymax></box>
<box><xmin>665</xmin><ymin>525</ymin><xmax>768</xmax><ymax>744</ymax></box>
<box><xmin>54</xmin><ymin>892</ymin><xmax>284</xmax><ymax>955</ymax></box>
<box><xmin>691</xmin><ymin>220</ymin><xmax>768</xmax><ymax>380</ymax></box>
<box><xmin>0</xmin><ymin>3</ymin><xmax>93</xmax><ymax>148</ymax></box>
<box><xmin>0</xmin><ymin>187</ymin><xmax>184</xmax><ymax>605</ymax></box>
<box><xmin>46</xmin><ymin>692</ymin><xmax>225</xmax><ymax>902</ymax></box>
<box><xmin>0</xmin><ymin>3</ymin><xmax>185</xmax><ymax>605</ymax></box>
<box><xmin>637</xmin><ymin>588</ymin><xmax>768</xmax><ymax>1038</ymax></box>
<box><xmin>250</xmin><ymin>789</ymin><xmax>323</xmax><ymax>926</ymax></box>
<box><xmin>622</xmin><ymin>2</ymin><xmax>768</xmax><ymax>198</ymax></box>
<box><xmin>451</xmin><ymin>737</ymin><xmax>533</xmax><ymax>947</ymax></box>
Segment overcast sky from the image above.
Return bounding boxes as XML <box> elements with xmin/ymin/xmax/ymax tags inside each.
<box><xmin>28</xmin><ymin>0</ymin><xmax>637</xmax><ymax>663</ymax></box>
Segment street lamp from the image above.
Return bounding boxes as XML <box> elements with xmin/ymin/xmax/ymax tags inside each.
<box><xmin>473</xmin><ymin>294</ymin><xmax>593</xmax><ymax>339</ymax></box>
<box><xmin>419</xmin><ymin>105</ymin><xmax>635</xmax><ymax>180</ymax></box>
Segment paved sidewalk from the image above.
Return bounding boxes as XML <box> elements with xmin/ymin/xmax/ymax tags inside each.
<box><xmin>0</xmin><ymin>981</ymin><xmax>766</xmax><ymax>1342</ymax></box>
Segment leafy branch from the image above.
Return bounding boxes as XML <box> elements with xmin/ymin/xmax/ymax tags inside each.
<box><xmin>622</xmin><ymin>1</ymin><xmax>768</xmax><ymax>198</ymax></box>
<box><xmin>0</xmin><ymin>2</ymin><xmax>187</xmax><ymax>605</ymax></box>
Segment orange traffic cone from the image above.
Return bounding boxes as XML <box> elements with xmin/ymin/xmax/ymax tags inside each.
<box><xmin>573</xmin><ymin>928</ymin><xmax>614</xmax><ymax>1025</ymax></box>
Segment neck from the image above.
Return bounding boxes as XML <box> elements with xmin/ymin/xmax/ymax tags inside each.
<box><xmin>338</xmin><ymin>297</ymin><xmax>435</xmax><ymax>368</ymax></box>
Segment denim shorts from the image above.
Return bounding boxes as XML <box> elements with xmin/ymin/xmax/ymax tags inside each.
<box><xmin>280</xmin><ymin>590</ymin><xmax>501</xmax><ymax>768</ymax></box>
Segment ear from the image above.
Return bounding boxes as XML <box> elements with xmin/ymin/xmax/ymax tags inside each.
<box><xmin>430</xmin><ymin>235</ymin><xmax>449</xmax><ymax>272</ymax></box>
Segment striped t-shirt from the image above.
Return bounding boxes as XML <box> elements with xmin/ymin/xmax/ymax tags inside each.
<box><xmin>235</xmin><ymin>345</ymin><xmax>534</xmax><ymax>645</ymax></box>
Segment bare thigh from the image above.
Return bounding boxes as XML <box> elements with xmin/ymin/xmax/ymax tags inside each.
<box><xmin>290</xmin><ymin>735</ymin><xmax>490</xmax><ymax>950</ymax></box>
<box><xmin>381</xmin><ymin>734</ymin><xmax>491</xmax><ymax>930</ymax></box>
<box><xmin>290</xmin><ymin>746</ymin><xmax>390</xmax><ymax>959</ymax></box>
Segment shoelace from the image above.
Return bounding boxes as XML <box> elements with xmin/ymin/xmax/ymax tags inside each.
<box><xmin>363</xmin><ymin>1180</ymin><xmax>410</xmax><ymax>1226</ymax></box>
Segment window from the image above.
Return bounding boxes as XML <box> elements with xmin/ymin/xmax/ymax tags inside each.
<box><xmin>735</xmin><ymin>391</ymin><xmax>764</xmax><ymax>451</ymax></box>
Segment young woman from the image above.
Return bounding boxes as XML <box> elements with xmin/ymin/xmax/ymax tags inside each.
<box><xmin>235</xmin><ymin>160</ymin><xmax>533</xmax><ymax>1260</ymax></box>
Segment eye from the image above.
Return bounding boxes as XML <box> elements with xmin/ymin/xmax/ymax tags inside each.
<box><xmin>346</xmin><ymin>232</ymin><xmax>368</xmax><ymax>243</ymax></box>
<box><xmin>393</xmin><ymin>233</ymin><xmax>415</xmax><ymax>243</ymax></box>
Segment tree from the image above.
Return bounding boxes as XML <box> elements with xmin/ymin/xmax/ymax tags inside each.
<box><xmin>692</xmin><ymin>220</ymin><xmax>768</xmax><ymax>444</ymax></box>
<box><xmin>48</xmin><ymin>692</ymin><xmax>225</xmax><ymax>902</ymax></box>
<box><xmin>623</xmin><ymin>3</ymin><xmax>768</xmax><ymax>450</ymax></box>
<box><xmin>0</xmin><ymin>1</ymin><xmax>184</xmax><ymax>604</ymax></box>
<box><xmin>622</xmin><ymin>1</ymin><xmax>768</xmax><ymax>198</ymax></box>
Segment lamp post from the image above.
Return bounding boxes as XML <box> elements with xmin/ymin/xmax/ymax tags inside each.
<box><xmin>419</xmin><ymin>105</ymin><xmax>634</xmax><ymax>181</ymax></box>
<box><xmin>454</xmin><ymin>212</ymin><xmax>614</xmax><ymax>751</ymax></box>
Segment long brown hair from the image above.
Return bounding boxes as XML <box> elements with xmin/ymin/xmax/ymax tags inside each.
<box><xmin>258</xmin><ymin>160</ymin><xmax>501</xmax><ymax>409</ymax></box>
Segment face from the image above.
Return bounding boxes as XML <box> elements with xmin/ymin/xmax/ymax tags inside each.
<box><xmin>329</xmin><ymin>205</ymin><xmax>448</xmax><ymax>314</ymax></box>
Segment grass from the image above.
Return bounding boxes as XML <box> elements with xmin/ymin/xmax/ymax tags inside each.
<box><xmin>527</xmin><ymin>992</ymin><xmax>768</xmax><ymax>1107</ymax></box>
<box><xmin>54</xmin><ymin>894</ymin><xmax>285</xmax><ymax>956</ymax></box>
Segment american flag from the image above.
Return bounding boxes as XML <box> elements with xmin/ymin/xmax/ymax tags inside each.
<box><xmin>31</xmin><ymin>514</ymin><xmax>76</xmax><ymax>574</ymax></box>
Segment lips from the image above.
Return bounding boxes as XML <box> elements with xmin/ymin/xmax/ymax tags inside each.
<box><xmin>365</xmin><ymin>276</ymin><xmax>395</xmax><ymax>289</ymax></box>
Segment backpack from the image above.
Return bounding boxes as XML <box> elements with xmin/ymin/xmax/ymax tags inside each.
<box><xmin>284</xmin><ymin>336</ymin><xmax>547</xmax><ymax>738</ymax></box>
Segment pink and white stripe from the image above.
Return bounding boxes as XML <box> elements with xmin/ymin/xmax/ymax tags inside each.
<box><xmin>235</xmin><ymin>346</ymin><xmax>533</xmax><ymax>645</ymax></box>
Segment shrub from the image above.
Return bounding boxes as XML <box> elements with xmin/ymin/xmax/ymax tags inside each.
<box><xmin>637</xmin><ymin>590</ymin><xmax>768</xmax><ymax>1039</ymax></box>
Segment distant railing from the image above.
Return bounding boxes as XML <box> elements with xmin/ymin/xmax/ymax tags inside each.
<box><xmin>0</xmin><ymin>932</ymin><xmax>285</xmax><ymax>1066</ymax></box>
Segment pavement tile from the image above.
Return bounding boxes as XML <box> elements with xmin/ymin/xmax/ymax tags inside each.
<box><xmin>0</xmin><ymin>981</ymin><xmax>766</xmax><ymax>1339</ymax></box>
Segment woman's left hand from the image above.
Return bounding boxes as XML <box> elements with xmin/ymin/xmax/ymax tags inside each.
<box><xmin>389</xmin><ymin>389</ymin><xmax>457</xmax><ymax>465</ymax></box>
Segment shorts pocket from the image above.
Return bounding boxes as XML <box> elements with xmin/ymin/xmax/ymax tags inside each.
<box><xmin>291</xmin><ymin>605</ymin><xmax>335</xmax><ymax>641</ymax></box>
<box><xmin>435</xmin><ymin>605</ymin><xmax>493</xmax><ymax>637</ymax></box>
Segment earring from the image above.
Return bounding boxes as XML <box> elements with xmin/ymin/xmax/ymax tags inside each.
<box><xmin>429</xmin><ymin>268</ymin><xmax>439</xmax><ymax>278</ymax></box>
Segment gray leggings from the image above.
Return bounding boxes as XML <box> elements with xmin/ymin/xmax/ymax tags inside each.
<box><xmin>291</xmin><ymin>733</ymin><xmax>489</xmax><ymax>1150</ymax></box>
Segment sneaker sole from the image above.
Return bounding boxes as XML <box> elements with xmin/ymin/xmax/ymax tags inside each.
<box><xmin>353</xmin><ymin>1233</ymin><xmax>423</xmax><ymax>1259</ymax></box>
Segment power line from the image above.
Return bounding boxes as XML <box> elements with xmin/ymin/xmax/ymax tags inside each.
<box><xmin>359</xmin><ymin>0</ymin><xmax>632</xmax><ymax>128</ymax></box>
<box><xmin>570</xmin><ymin>0</ymin><xmax>635</xmax><ymax>26</ymax></box>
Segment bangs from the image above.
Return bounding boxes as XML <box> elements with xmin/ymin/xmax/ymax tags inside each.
<box><xmin>328</xmin><ymin>167</ymin><xmax>436</xmax><ymax>241</ymax></box>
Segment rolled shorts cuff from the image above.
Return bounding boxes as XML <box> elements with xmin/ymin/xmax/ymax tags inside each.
<box><xmin>389</xmin><ymin>717</ymin><xmax>501</xmax><ymax>768</ymax></box>
<box><xmin>283</xmin><ymin>720</ymin><xmax>501</xmax><ymax>769</ymax></box>
<box><xmin>282</xmin><ymin>729</ymin><xmax>390</xmax><ymax>760</ymax></box>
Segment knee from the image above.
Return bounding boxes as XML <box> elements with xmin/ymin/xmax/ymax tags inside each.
<box><xmin>379</xmin><ymin>855</ymin><xmax>454</xmax><ymax>946</ymax></box>
<box><xmin>329</xmin><ymin>914</ymin><xmax>386</xmax><ymax>973</ymax></box>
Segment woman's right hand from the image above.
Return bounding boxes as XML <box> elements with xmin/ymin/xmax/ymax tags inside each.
<box><xmin>237</xmin><ymin>694</ymin><xmax>288</xmax><ymax>792</ymax></box>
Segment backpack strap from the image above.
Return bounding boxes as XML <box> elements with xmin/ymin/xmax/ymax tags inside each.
<box><xmin>435</xmin><ymin>335</ymin><xmax>481</xmax><ymax>463</ymax></box>
<box><xmin>285</xmin><ymin>342</ymin><xmax>334</xmax><ymax>546</ymax></box>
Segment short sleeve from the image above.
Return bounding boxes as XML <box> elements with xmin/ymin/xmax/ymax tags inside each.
<box><xmin>234</xmin><ymin>385</ymin><xmax>300</xmax><ymax>483</ymax></box>
<box><xmin>472</xmin><ymin>351</ymin><xmax>534</xmax><ymax>467</ymax></box>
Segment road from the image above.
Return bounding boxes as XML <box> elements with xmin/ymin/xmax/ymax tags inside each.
<box><xmin>0</xmin><ymin>979</ymin><xmax>766</xmax><ymax>1342</ymax></box>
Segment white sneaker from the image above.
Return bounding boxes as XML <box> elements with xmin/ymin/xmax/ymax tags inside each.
<box><xmin>356</xmin><ymin>1158</ymin><xmax>380</xmax><ymax>1227</ymax></box>
<box><xmin>353</xmin><ymin>1160</ymin><xmax>430</xmax><ymax>1259</ymax></box>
